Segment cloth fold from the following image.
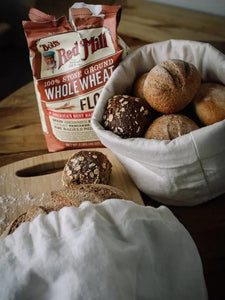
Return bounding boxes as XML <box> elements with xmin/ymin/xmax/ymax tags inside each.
<box><xmin>91</xmin><ymin>39</ymin><xmax>225</xmax><ymax>206</ymax></box>
<box><xmin>0</xmin><ymin>199</ymin><xmax>207</xmax><ymax>300</ymax></box>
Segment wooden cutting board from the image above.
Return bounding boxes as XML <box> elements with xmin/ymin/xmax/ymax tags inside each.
<box><xmin>0</xmin><ymin>148</ymin><xmax>143</xmax><ymax>233</ymax></box>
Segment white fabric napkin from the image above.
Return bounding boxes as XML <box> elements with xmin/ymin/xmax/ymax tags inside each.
<box><xmin>0</xmin><ymin>199</ymin><xmax>207</xmax><ymax>300</ymax></box>
<box><xmin>91</xmin><ymin>39</ymin><xmax>225</xmax><ymax>206</ymax></box>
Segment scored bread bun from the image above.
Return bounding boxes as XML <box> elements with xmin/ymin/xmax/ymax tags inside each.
<box><xmin>48</xmin><ymin>184</ymin><xmax>128</xmax><ymax>211</ymax></box>
<box><xmin>193</xmin><ymin>82</ymin><xmax>225</xmax><ymax>125</ymax></box>
<box><xmin>144</xmin><ymin>114</ymin><xmax>199</xmax><ymax>140</ymax></box>
<box><xmin>143</xmin><ymin>59</ymin><xmax>201</xmax><ymax>113</ymax></box>
<box><xmin>62</xmin><ymin>150</ymin><xmax>112</xmax><ymax>186</ymax></box>
<box><xmin>133</xmin><ymin>72</ymin><xmax>148</xmax><ymax>99</ymax></box>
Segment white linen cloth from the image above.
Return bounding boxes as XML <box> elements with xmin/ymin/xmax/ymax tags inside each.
<box><xmin>0</xmin><ymin>199</ymin><xmax>207</xmax><ymax>299</ymax></box>
<box><xmin>91</xmin><ymin>39</ymin><xmax>225</xmax><ymax>206</ymax></box>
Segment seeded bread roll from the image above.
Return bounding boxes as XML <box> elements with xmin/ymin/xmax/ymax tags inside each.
<box><xmin>143</xmin><ymin>59</ymin><xmax>201</xmax><ymax>113</ymax></box>
<box><xmin>144</xmin><ymin>114</ymin><xmax>199</xmax><ymax>140</ymax></box>
<box><xmin>133</xmin><ymin>72</ymin><xmax>148</xmax><ymax>99</ymax></box>
<box><xmin>49</xmin><ymin>184</ymin><xmax>128</xmax><ymax>211</ymax></box>
<box><xmin>193</xmin><ymin>82</ymin><xmax>225</xmax><ymax>125</ymax></box>
<box><xmin>62</xmin><ymin>151</ymin><xmax>112</xmax><ymax>186</ymax></box>
<box><xmin>102</xmin><ymin>95</ymin><xmax>152</xmax><ymax>138</ymax></box>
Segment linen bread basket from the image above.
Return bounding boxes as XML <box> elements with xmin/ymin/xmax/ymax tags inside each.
<box><xmin>91</xmin><ymin>39</ymin><xmax>225</xmax><ymax>206</ymax></box>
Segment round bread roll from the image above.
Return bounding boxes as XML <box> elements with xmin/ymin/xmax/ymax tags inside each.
<box><xmin>62</xmin><ymin>150</ymin><xmax>112</xmax><ymax>186</ymax></box>
<box><xmin>193</xmin><ymin>82</ymin><xmax>225</xmax><ymax>125</ymax></box>
<box><xmin>133</xmin><ymin>72</ymin><xmax>148</xmax><ymax>99</ymax></box>
<box><xmin>2</xmin><ymin>184</ymin><xmax>129</xmax><ymax>237</ymax></box>
<box><xmin>102</xmin><ymin>95</ymin><xmax>152</xmax><ymax>138</ymax></box>
<box><xmin>49</xmin><ymin>184</ymin><xmax>128</xmax><ymax>211</ymax></box>
<box><xmin>1</xmin><ymin>206</ymin><xmax>48</xmax><ymax>237</ymax></box>
<box><xmin>143</xmin><ymin>59</ymin><xmax>201</xmax><ymax>113</ymax></box>
<box><xmin>144</xmin><ymin>114</ymin><xmax>199</xmax><ymax>140</ymax></box>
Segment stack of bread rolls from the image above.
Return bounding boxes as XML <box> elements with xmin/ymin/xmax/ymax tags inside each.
<box><xmin>102</xmin><ymin>59</ymin><xmax>225</xmax><ymax>140</ymax></box>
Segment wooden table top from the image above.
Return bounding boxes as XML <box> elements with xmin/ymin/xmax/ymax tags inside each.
<box><xmin>1</xmin><ymin>1</ymin><xmax>225</xmax><ymax>299</ymax></box>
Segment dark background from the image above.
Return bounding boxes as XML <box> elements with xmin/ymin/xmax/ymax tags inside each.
<box><xmin>0</xmin><ymin>0</ymin><xmax>126</xmax><ymax>101</ymax></box>
<box><xmin>0</xmin><ymin>1</ymin><xmax>33</xmax><ymax>100</ymax></box>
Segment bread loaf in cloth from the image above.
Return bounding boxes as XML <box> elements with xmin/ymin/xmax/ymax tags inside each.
<box><xmin>0</xmin><ymin>200</ymin><xmax>207</xmax><ymax>299</ymax></box>
<box><xmin>91</xmin><ymin>39</ymin><xmax>225</xmax><ymax>206</ymax></box>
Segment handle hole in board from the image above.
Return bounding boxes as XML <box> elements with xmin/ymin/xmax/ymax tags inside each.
<box><xmin>16</xmin><ymin>160</ymin><xmax>66</xmax><ymax>177</ymax></box>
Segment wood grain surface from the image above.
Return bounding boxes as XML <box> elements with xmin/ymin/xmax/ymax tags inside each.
<box><xmin>119</xmin><ymin>0</ymin><xmax>225</xmax><ymax>43</ymax></box>
<box><xmin>0</xmin><ymin>148</ymin><xmax>144</xmax><ymax>232</ymax></box>
<box><xmin>0</xmin><ymin>1</ymin><xmax>225</xmax><ymax>299</ymax></box>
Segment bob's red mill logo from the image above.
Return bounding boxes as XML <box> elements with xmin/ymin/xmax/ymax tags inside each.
<box><xmin>39</xmin><ymin>32</ymin><xmax>108</xmax><ymax>68</ymax></box>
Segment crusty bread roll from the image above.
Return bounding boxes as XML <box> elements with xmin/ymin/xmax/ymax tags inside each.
<box><xmin>62</xmin><ymin>150</ymin><xmax>112</xmax><ymax>186</ymax></box>
<box><xmin>144</xmin><ymin>114</ymin><xmax>199</xmax><ymax>140</ymax></box>
<box><xmin>1</xmin><ymin>184</ymin><xmax>128</xmax><ymax>237</ymax></box>
<box><xmin>102</xmin><ymin>95</ymin><xmax>152</xmax><ymax>138</ymax></box>
<box><xmin>133</xmin><ymin>72</ymin><xmax>148</xmax><ymax>99</ymax></box>
<box><xmin>143</xmin><ymin>59</ymin><xmax>201</xmax><ymax>113</ymax></box>
<box><xmin>49</xmin><ymin>184</ymin><xmax>128</xmax><ymax>211</ymax></box>
<box><xmin>1</xmin><ymin>206</ymin><xmax>49</xmax><ymax>237</ymax></box>
<box><xmin>193</xmin><ymin>82</ymin><xmax>225</xmax><ymax>125</ymax></box>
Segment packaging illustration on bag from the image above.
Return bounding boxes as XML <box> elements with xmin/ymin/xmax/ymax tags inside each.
<box><xmin>23</xmin><ymin>3</ymin><xmax>129</xmax><ymax>152</ymax></box>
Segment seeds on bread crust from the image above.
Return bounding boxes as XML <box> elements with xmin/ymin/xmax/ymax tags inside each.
<box><xmin>102</xmin><ymin>95</ymin><xmax>152</xmax><ymax>138</ymax></box>
<box><xmin>62</xmin><ymin>151</ymin><xmax>112</xmax><ymax>186</ymax></box>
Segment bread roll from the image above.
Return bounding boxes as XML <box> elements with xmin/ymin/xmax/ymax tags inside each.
<box><xmin>133</xmin><ymin>72</ymin><xmax>148</xmax><ymax>99</ymax></box>
<box><xmin>62</xmin><ymin>151</ymin><xmax>112</xmax><ymax>186</ymax></box>
<box><xmin>102</xmin><ymin>95</ymin><xmax>152</xmax><ymax>138</ymax></box>
<box><xmin>193</xmin><ymin>82</ymin><xmax>225</xmax><ymax>125</ymax></box>
<box><xmin>2</xmin><ymin>184</ymin><xmax>128</xmax><ymax>237</ymax></box>
<box><xmin>49</xmin><ymin>184</ymin><xmax>128</xmax><ymax>211</ymax></box>
<box><xmin>143</xmin><ymin>59</ymin><xmax>201</xmax><ymax>113</ymax></box>
<box><xmin>1</xmin><ymin>206</ymin><xmax>48</xmax><ymax>237</ymax></box>
<box><xmin>144</xmin><ymin>114</ymin><xmax>199</xmax><ymax>140</ymax></box>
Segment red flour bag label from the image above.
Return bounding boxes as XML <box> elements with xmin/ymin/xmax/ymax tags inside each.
<box><xmin>22</xmin><ymin>3</ymin><xmax>129</xmax><ymax>152</ymax></box>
